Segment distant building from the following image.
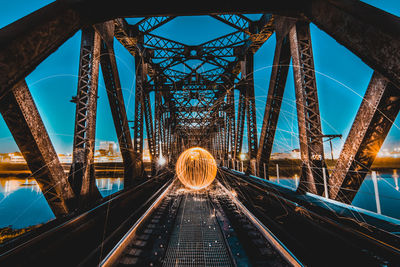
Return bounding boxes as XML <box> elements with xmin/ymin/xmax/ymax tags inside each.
<box><xmin>271</xmin><ymin>152</ymin><xmax>292</xmax><ymax>160</ymax></box>
<box><xmin>270</xmin><ymin>149</ymin><xmax>301</xmax><ymax>160</ymax></box>
<box><xmin>8</xmin><ymin>152</ymin><xmax>26</xmax><ymax>163</ymax></box>
<box><xmin>143</xmin><ymin>138</ymin><xmax>151</xmax><ymax>162</ymax></box>
<box><xmin>290</xmin><ymin>149</ymin><xmax>301</xmax><ymax>159</ymax></box>
<box><xmin>99</xmin><ymin>141</ymin><xmax>118</xmax><ymax>156</ymax></box>
<box><xmin>58</xmin><ymin>154</ymin><xmax>72</xmax><ymax>163</ymax></box>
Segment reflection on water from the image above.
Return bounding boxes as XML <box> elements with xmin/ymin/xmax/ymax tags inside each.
<box><xmin>2</xmin><ymin>170</ymin><xmax>400</xmax><ymax>230</ymax></box>
<box><xmin>96</xmin><ymin>178</ymin><xmax>123</xmax><ymax>197</ymax></box>
<box><xmin>0</xmin><ymin>177</ymin><xmax>123</xmax><ymax>229</ymax></box>
<box><xmin>269</xmin><ymin>169</ymin><xmax>400</xmax><ymax>220</ymax></box>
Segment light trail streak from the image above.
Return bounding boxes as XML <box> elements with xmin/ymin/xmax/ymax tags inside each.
<box><xmin>175</xmin><ymin>147</ymin><xmax>217</xmax><ymax>190</ymax></box>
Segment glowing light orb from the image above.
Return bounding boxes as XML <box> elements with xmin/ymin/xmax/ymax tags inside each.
<box><xmin>176</xmin><ymin>147</ymin><xmax>217</xmax><ymax>190</ymax></box>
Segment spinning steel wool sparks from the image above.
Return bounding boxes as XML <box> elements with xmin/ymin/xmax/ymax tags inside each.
<box><xmin>176</xmin><ymin>147</ymin><xmax>217</xmax><ymax>190</ymax></box>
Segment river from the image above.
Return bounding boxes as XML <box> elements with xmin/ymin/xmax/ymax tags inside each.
<box><xmin>1</xmin><ymin>171</ymin><xmax>400</xmax><ymax>229</ymax></box>
<box><xmin>0</xmin><ymin>177</ymin><xmax>123</xmax><ymax>229</ymax></box>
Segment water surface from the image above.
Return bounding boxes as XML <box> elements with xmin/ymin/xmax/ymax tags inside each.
<box><xmin>0</xmin><ymin>177</ymin><xmax>123</xmax><ymax>229</ymax></box>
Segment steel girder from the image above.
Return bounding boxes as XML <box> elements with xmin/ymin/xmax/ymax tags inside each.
<box><xmin>99</xmin><ymin>39</ymin><xmax>140</xmax><ymax>188</ymax></box>
<box><xmin>234</xmin><ymin>88</ymin><xmax>247</xmax><ymax>160</ymax></box>
<box><xmin>69</xmin><ymin>27</ymin><xmax>101</xmax><ymax>207</ymax></box>
<box><xmin>2</xmin><ymin>0</ymin><xmax>400</xmax><ymax>99</ymax></box>
<box><xmin>112</xmin><ymin>13</ymin><xmax>274</xmax><ymax>164</ymax></box>
<box><xmin>0</xmin><ymin>81</ymin><xmax>75</xmax><ymax>216</ymax></box>
<box><xmin>243</xmin><ymin>52</ymin><xmax>258</xmax><ymax>174</ymax></box>
<box><xmin>256</xmin><ymin>32</ymin><xmax>291</xmax><ymax>179</ymax></box>
<box><xmin>133</xmin><ymin>56</ymin><xmax>144</xmax><ymax>173</ymax></box>
<box><xmin>306</xmin><ymin>0</ymin><xmax>400</xmax><ymax>89</ymax></box>
<box><xmin>154</xmin><ymin>90</ymin><xmax>162</xmax><ymax>159</ymax></box>
<box><xmin>289</xmin><ymin>21</ymin><xmax>327</xmax><ymax>196</ymax></box>
<box><xmin>142</xmin><ymin>90</ymin><xmax>156</xmax><ymax>173</ymax></box>
<box><xmin>329</xmin><ymin>72</ymin><xmax>400</xmax><ymax>203</ymax></box>
<box><xmin>227</xmin><ymin>88</ymin><xmax>236</xmax><ymax>160</ymax></box>
<box><xmin>0</xmin><ymin>2</ymin><xmax>82</xmax><ymax>97</ymax></box>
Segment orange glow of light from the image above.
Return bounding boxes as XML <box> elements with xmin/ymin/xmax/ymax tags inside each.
<box><xmin>175</xmin><ymin>147</ymin><xmax>217</xmax><ymax>190</ymax></box>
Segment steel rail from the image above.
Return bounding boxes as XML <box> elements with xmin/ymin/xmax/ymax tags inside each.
<box><xmin>100</xmin><ymin>179</ymin><xmax>176</xmax><ymax>266</ymax></box>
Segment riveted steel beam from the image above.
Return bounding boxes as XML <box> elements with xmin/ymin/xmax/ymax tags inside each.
<box><xmin>242</xmin><ymin>52</ymin><xmax>258</xmax><ymax>175</ymax></box>
<box><xmin>234</xmin><ymin>88</ymin><xmax>246</xmax><ymax>160</ymax></box>
<box><xmin>290</xmin><ymin>21</ymin><xmax>327</xmax><ymax>195</ymax></box>
<box><xmin>227</xmin><ymin>88</ymin><xmax>236</xmax><ymax>160</ymax></box>
<box><xmin>133</xmin><ymin>56</ymin><xmax>145</xmax><ymax>175</ymax></box>
<box><xmin>69</xmin><ymin>27</ymin><xmax>101</xmax><ymax>207</ymax></box>
<box><xmin>306</xmin><ymin>0</ymin><xmax>400</xmax><ymax>89</ymax></box>
<box><xmin>329</xmin><ymin>72</ymin><xmax>400</xmax><ymax>203</ymax></box>
<box><xmin>0</xmin><ymin>81</ymin><xmax>75</xmax><ymax>216</ymax></box>
<box><xmin>256</xmin><ymin>27</ymin><xmax>291</xmax><ymax>179</ymax></box>
<box><xmin>142</xmin><ymin>90</ymin><xmax>156</xmax><ymax>173</ymax></box>
<box><xmin>99</xmin><ymin>37</ymin><xmax>141</xmax><ymax>188</ymax></box>
<box><xmin>0</xmin><ymin>2</ymin><xmax>82</xmax><ymax>98</ymax></box>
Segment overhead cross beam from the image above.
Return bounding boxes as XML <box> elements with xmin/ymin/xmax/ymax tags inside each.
<box><xmin>305</xmin><ymin>0</ymin><xmax>400</xmax><ymax>88</ymax></box>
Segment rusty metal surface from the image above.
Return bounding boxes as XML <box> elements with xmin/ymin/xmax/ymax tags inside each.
<box><xmin>307</xmin><ymin>0</ymin><xmax>400</xmax><ymax>88</ymax></box>
<box><xmin>100</xmin><ymin>39</ymin><xmax>141</xmax><ymax>187</ymax></box>
<box><xmin>243</xmin><ymin>52</ymin><xmax>258</xmax><ymax>175</ymax></box>
<box><xmin>0</xmin><ymin>81</ymin><xmax>75</xmax><ymax>216</ymax></box>
<box><xmin>330</xmin><ymin>72</ymin><xmax>400</xmax><ymax>203</ymax></box>
<box><xmin>290</xmin><ymin>21</ymin><xmax>327</xmax><ymax>196</ymax></box>
<box><xmin>69</xmin><ymin>27</ymin><xmax>101</xmax><ymax>207</ymax></box>
<box><xmin>0</xmin><ymin>2</ymin><xmax>82</xmax><ymax>97</ymax></box>
<box><xmin>256</xmin><ymin>28</ymin><xmax>291</xmax><ymax>178</ymax></box>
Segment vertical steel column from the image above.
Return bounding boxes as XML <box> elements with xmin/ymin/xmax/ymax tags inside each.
<box><xmin>162</xmin><ymin>111</ymin><xmax>168</xmax><ymax>158</ymax></box>
<box><xmin>234</xmin><ymin>88</ymin><xmax>246</xmax><ymax>160</ymax></box>
<box><xmin>224</xmin><ymin>107</ymin><xmax>230</xmax><ymax>159</ymax></box>
<box><xmin>154</xmin><ymin>90</ymin><xmax>163</xmax><ymax>170</ymax></box>
<box><xmin>227</xmin><ymin>88</ymin><xmax>236</xmax><ymax>160</ymax></box>
<box><xmin>243</xmin><ymin>52</ymin><xmax>258</xmax><ymax>175</ymax></box>
<box><xmin>99</xmin><ymin>40</ymin><xmax>140</xmax><ymax>188</ymax></box>
<box><xmin>290</xmin><ymin>21</ymin><xmax>326</xmax><ymax>195</ymax></box>
<box><xmin>257</xmin><ymin>35</ymin><xmax>291</xmax><ymax>179</ymax></box>
<box><xmin>221</xmin><ymin>105</ymin><xmax>228</xmax><ymax>159</ymax></box>
<box><xmin>69</xmin><ymin>27</ymin><xmax>101</xmax><ymax>206</ymax></box>
<box><xmin>0</xmin><ymin>81</ymin><xmax>75</xmax><ymax>216</ymax></box>
<box><xmin>329</xmin><ymin>72</ymin><xmax>400</xmax><ymax>203</ymax></box>
<box><xmin>133</xmin><ymin>56</ymin><xmax>144</xmax><ymax>175</ymax></box>
<box><xmin>142</xmin><ymin>89</ymin><xmax>156</xmax><ymax>173</ymax></box>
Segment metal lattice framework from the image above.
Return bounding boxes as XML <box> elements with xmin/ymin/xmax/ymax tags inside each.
<box><xmin>0</xmin><ymin>0</ymin><xmax>399</xmax><ymax>215</ymax></box>
<box><xmin>113</xmin><ymin>14</ymin><xmax>274</xmax><ymax>171</ymax></box>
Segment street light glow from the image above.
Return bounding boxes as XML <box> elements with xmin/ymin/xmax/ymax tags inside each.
<box><xmin>158</xmin><ymin>156</ymin><xmax>166</xmax><ymax>166</ymax></box>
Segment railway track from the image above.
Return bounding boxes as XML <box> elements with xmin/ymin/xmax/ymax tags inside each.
<box><xmin>101</xmin><ymin>180</ymin><xmax>301</xmax><ymax>266</ymax></box>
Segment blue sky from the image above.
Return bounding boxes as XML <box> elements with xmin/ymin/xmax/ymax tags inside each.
<box><xmin>0</xmin><ymin>1</ymin><xmax>399</xmax><ymax>158</ymax></box>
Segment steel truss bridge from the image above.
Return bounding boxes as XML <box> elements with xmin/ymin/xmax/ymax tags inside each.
<box><xmin>1</xmin><ymin>0</ymin><xmax>400</xmax><ymax>266</ymax></box>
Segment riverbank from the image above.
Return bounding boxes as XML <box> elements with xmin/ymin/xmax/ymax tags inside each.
<box><xmin>0</xmin><ymin>225</ymin><xmax>42</xmax><ymax>244</ymax></box>
<box><xmin>0</xmin><ymin>158</ymin><xmax>399</xmax><ymax>179</ymax></box>
<box><xmin>0</xmin><ymin>162</ymin><xmax>125</xmax><ymax>178</ymax></box>
<box><xmin>258</xmin><ymin>157</ymin><xmax>400</xmax><ymax>177</ymax></box>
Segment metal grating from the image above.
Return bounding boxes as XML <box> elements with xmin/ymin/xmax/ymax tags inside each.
<box><xmin>163</xmin><ymin>193</ymin><xmax>233</xmax><ymax>267</ymax></box>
